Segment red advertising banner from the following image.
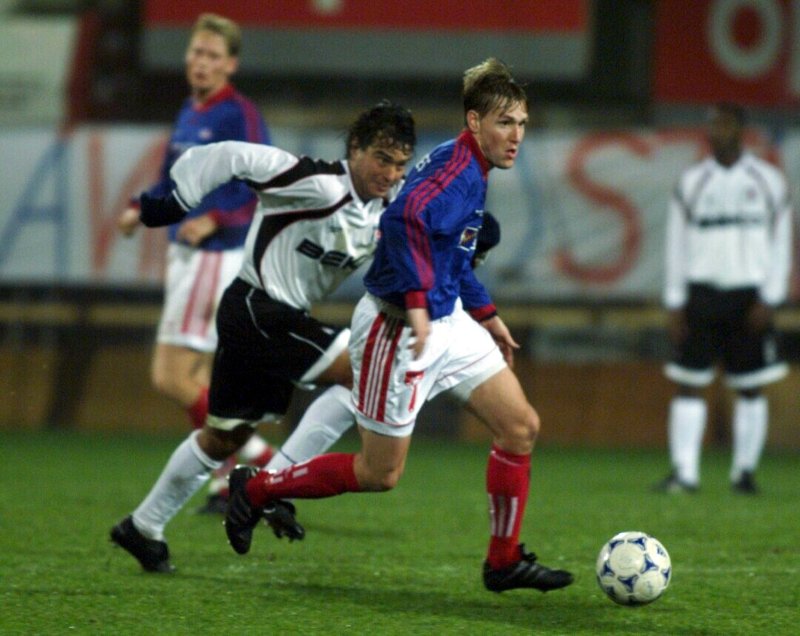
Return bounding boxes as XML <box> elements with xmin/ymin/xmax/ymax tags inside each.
<box><xmin>141</xmin><ymin>0</ymin><xmax>592</xmax><ymax>80</ymax></box>
<box><xmin>143</xmin><ymin>0</ymin><xmax>589</xmax><ymax>33</ymax></box>
<box><xmin>654</xmin><ymin>0</ymin><xmax>799</xmax><ymax>107</ymax></box>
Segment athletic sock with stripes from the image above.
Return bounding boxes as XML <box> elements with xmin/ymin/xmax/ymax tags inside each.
<box><xmin>246</xmin><ymin>452</ymin><xmax>361</xmax><ymax>506</ymax></box>
<box><xmin>486</xmin><ymin>444</ymin><xmax>531</xmax><ymax>570</ymax></box>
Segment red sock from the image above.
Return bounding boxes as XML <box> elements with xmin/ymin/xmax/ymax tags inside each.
<box><xmin>186</xmin><ymin>386</ymin><xmax>209</xmax><ymax>430</ymax></box>
<box><xmin>486</xmin><ymin>444</ymin><xmax>531</xmax><ymax>570</ymax></box>
<box><xmin>246</xmin><ymin>453</ymin><xmax>361</xmax><ymax>507</ymax></box>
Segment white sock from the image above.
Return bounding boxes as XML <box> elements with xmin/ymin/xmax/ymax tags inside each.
<box><xmin>731</xmin><ymin>395</ymin><xmax>768</xmax><ymax>481</ymax></box>
<box><xmin>206</xmin><ymin>456</ymin><xmax>237</xmax><ymax>496</ymax></box>
<box><xmin>132</xmin><ymin>430</ymin><xmax>223</xmax><ymax>541</ymax></box>
<box><xmin>206</xmin><ymin>434</ymin><xmax>272</xmax><ymax>496</ymax></box>
<box><xmin>267</xmin><ymin>385</ymin><xmax>355</xmax><ymax>471</ymax></box>
<box><xmin>238</xmin><ymin>434</ymin><xmax>271</xmax><ymax>463</ymax></box>
<box><xmin>668</xmin><ymin>396</ymin><xmax>707</xmax><ymax>486</ymax></box>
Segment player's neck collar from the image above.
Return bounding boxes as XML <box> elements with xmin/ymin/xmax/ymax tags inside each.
<box><xmin>192</xmin><ymin>83</ymin><xmax>235</xmax><ymax>112</ymax></box>
<box><xmin>457</xmin><ymin>130</ymin><xmax>491</xmax><ymax>176</ymax></box>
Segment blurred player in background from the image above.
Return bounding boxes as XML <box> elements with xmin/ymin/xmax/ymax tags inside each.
<box><xmin>110</xmin><ymin>101</ymin><xmax>417</xmax><ymax>573</ymax></box>
<box><xmin>116</xmin><ymin>13</ymin><xmax>275</xmax><ymax>509</ymax></box>
<box><xmin>224</xmin><ymin>58</ymin><xmax>574</xmax><ymax>595</ymax></box>
<box><xmin>655</xmin><ymin>102</ymin><xmax>792</xmax><ymax>495</ymax></box>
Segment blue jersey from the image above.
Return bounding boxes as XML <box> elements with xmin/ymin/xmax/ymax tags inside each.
<box><xmin>364</xmin><ymin>130</ymin><xmax>496</xmax><ymax>321</ymax></box>
<box><xmin>145</xmin><ymin>84</ymin><xmax>270</xmax><ymax>251</ymax></box>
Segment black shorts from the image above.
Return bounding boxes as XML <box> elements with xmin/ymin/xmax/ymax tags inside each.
<box><xmin>208</xmin><ymin>278</ymin><xmax>347</xmax><ymax>421</ymax></box>
<box><xmin>666</xmin><ymin>284</ymin><xmax>785</xmax><ymax>388</ymax></box>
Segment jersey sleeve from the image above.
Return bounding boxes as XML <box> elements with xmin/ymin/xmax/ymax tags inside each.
<box><xmin>460</xmin><ymin>263</ymin><xmax>496</xmax><ymax>320</ymax></box>
<box><xmin>171</xmin><ymin>141</ymin><xmax>299</xmax><ymax>210</ymax></box>
<box><xmin>379</xmin><ymin>195</ymin><xmax>435</xmax><ymax>308</ymax></box>
<box><xmin>663</xmin><ymin>181</ymin><xmax>689</xmax><ymax>309</ymax></box>
<box><xmin>760</xmin><ymin>174</ymin><xmax>793</xmax><ymax>306</ymax></box>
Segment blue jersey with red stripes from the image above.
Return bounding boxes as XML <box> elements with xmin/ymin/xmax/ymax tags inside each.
<box><xmin>145</xmin><ymin>84</ymin><xmax>270</xmax><ymax>251</ymax></box>
<box><xmin>364</xmin><ymin>130</ymin><xmax>497</xmax><ymax>321</ymax></box>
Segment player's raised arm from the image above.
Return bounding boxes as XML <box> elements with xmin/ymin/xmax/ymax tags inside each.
<box><xmin>171</xmin><ymin>141</ymin><xmax>298</xmax><ymax>209</ymax></box>
<box><xmin>138</xmin><ymin>141</ymin><xmax>299</xmax><ymax>228</ymax></box>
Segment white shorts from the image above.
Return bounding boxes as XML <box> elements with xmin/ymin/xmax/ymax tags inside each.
<box><xmin>350</xmin><ymin>294</ymin><xmax>506</xmax><ymax>438</ymax></box>
<box><xmin>156</xmin><ymin>243</ymin><xmax>244</xmax><ymax>352</ymax></box>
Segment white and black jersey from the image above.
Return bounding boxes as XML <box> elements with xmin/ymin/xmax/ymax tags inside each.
<box><xmin>171</xmin><ymin>141</ymin><xmax>399</xmax><ymax>311</ymax></box>
<box><xmin>664</xmin><ymin>152</ymin><xmax>792</xmax><ymax>309</ymax></box>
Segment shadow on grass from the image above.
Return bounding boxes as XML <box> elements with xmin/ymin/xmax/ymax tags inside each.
<box><xmin>278</xmin><ymin>580</ymin><xmax>685</xmax><ymax>634</ymax></box>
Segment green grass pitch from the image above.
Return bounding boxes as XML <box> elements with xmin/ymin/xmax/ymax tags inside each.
<box><xmin>0</xmin><ymin>429</ymin><xmax>798</xmax><ymax>635</ymax></box>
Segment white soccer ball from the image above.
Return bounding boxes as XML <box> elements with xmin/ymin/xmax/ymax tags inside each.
<box><xmin>595</xmin><ymin>531</ymin><xmax>672</xmax><ymax>605</ymax></box>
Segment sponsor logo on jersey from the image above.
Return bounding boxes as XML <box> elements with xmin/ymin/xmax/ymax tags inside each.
<box><xmin>296</xmin><ymin>238</ymin><xmax>369</xmax><ymax>270</ymax></box>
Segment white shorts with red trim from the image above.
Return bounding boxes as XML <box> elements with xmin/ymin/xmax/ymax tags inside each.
<box><xmin>156</xmin><ymin>243</ymin><xmax>244</xmax><ymax>352</ymax></box>
<box><xmin>349</xmin><ymin>293</ymin><xmax>506</xmax><ymax>438</ymax></box>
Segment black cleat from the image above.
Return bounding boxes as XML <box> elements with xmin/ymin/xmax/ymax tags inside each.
<box><xmin>195</xmin><ymin>493</ymin><xmax>229</xmax><ymax>515</ymax></box>
<box><xmin>732</xmin><ymin>470</ymin><xmax>758</xmax><ymax>494</ymax></box>
<box><xmin>110</xmin><ymin>516</ymin><xmax>175</xmax><ymax>573</ymax></box>
<box><xmin>224</xmin><ymin>466</ymin><xmax>263</xmax><ymax>555</ymax></box>
<box><xmin>483</xmin><ymin>545</ymin><xmax>573</xmax><ymax>593</ymax></box>
<box><xmin>652</xmin><ymin>471</ymin><xmax>699</xmax><ymax>494</ymax></box>
<box><xmin>264</xmin><ymin>500</ymin><xmax>305</xmax><ymax>542</ymax></box>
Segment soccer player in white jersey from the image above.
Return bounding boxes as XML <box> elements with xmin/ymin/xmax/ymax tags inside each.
<box><xmin>655</xmin><ymin>102</ymin><xmax>792</xmax><ymax>495</ymax></box>
<box><xmin>110</xmin><ymin>102</ymin><xmax>416</xmax><ymax>572</ymax></box>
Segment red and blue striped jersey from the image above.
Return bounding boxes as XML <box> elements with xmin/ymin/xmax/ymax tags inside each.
<box><xmin>145</xmin><ymin>83</ymin><xmax>270</xmax><ymax>251</ymax></box>
<box><xmin>364</xmin><ymin>130</ymin><xmax>496</xmax><ymax>321</ymax></box>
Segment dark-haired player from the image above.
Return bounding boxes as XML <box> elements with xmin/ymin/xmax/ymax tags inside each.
<box><xmin>111</xmin><ymin>101</ymin><xmax>416</xmax><ymax>573</ymax></box>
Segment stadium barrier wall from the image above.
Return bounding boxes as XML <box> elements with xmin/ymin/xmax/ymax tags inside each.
<box><xmin>2</xmin><ymin>294</ymin><xmax>799</xmax><ymax>450</ymax></box>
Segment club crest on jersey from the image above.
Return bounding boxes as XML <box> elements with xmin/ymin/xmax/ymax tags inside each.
<box><xmin>198</xmin><ymin>128</ymin><xmax>213</xmax><ymax>141</ymax></box>
<box><xmin>459</xmin><ymin>226</ymin><xmax>479</xmax><ymax>251</ymax></box>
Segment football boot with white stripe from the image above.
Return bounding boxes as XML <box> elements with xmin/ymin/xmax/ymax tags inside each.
<box><xmin>483</xmin><ymin>545</ymin><xmax>573</xmax><ymax>593</ymax></box>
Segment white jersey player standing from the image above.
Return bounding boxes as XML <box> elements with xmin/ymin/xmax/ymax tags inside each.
<box><xmin>655</xmin><ymin>102</ymin><xmax>792</xmax><ymax>495</ymax></box>
<box><xmin>110</xmin><ymin>102</ymin><xmax>416</xmax><ymax>572</ymax></box>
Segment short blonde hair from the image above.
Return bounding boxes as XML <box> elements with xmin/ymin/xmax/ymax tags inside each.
<box><xmin>191</xmin><ymin>13</ymin><xmax>242</xmax><ymax>57</ymax></box>
<box><xmin>463</xmin><ymin>58</ymin><xmax>527</xmax><ymax>120</ymax></box>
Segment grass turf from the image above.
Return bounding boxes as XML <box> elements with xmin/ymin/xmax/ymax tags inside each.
<box><xmin>0</xmin><ymin>429</ymin><xmax>798</xmax><ymax>635</ymax></box>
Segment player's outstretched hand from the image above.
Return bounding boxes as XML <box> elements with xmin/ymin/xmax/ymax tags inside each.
<box><xmin>139</xmin><ymin>192</ymin><xmax>187</xmax><ymax>228</ymax></box>
<box><xmin>481</xmin><ymin>315</ymin><xmax>519</xmax><ymax>367</ymax></box>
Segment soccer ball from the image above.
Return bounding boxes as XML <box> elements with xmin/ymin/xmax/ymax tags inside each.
<box><xmin>595</xmin><ymin>531</ymin><xmax>672</xmax><ymax>605</ymax></box>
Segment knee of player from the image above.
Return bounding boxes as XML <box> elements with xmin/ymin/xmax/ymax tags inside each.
<box><xmin>519</xmin><ymin>406</ymin><xmax>540</xmax><ymax>442</ymax></box>
<box><xmin>375</xmin><ymin>469</ymin><xmax>403</xmax><ymax>491</ymax></box>
<box><xmin>198</xmin><ymin>425</ymin><xmax>249</xmax><ymax>461</ymax></box>
<box><xmin>358</xmin><ymin>465</ymin><xmax>404</xmax><ymax>492</ymax></box>
<box><xmin>499</xmin><ymin>405</ymin><xmax>540</xmax><ymax>450</ymax></box>
<box><xmin>151</xmin><ymin>367</ymin><xmax>179</xmax><ymax>397</ymax></box>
